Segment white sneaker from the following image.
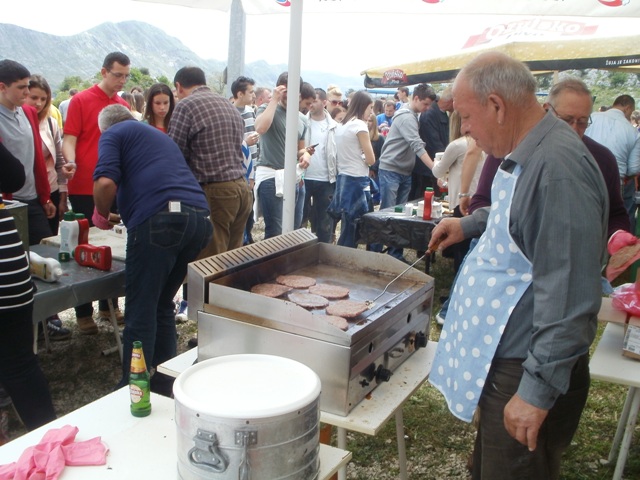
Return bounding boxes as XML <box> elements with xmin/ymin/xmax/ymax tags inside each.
<box><xmin>436</xmin><ymin>313</ymin><xmax>445</xmax><ymax>326</ymax></box>
<box><xmin>175</xmin><ymin>300</ymin><xmax>188</xmax><ymax>323</ymax></box>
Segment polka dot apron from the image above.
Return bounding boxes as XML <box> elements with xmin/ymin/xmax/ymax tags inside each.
<box><xmin>429</xmin><ymin>164</ymin><xmax>532</xmax><ymax>422</ymax></box>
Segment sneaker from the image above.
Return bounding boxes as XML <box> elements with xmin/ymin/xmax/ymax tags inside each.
<box><xmin>175</xmin><ymin>300</ymin><xmax>188</xmax><ymax>323</ymax></box>
<box><xmin>45</xmin><ymin>318</ymin><xmax>72</xmax><ymax>341</ymax></box>
<box><xmin>76</xmin><ymin>316</ymin><xmax>99</xmax><ymax>335</ymax></box>
<box><xmin>98</xmin><ymin>309</ymin><xmax>125</xmax><ymax>325</ymax></box>
<box><xmin>436</xmin><ymin>312</ymin><xmax>446</xmax><ymax>326</ymax></box>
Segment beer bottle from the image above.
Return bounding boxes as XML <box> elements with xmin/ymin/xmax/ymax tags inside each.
<box><xmin>129</xmin><ymin>341</ymin><xmax>151</xmax><ymax>417</ymax></box>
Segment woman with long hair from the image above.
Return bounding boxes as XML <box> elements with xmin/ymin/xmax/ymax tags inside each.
<box><xmin>143</xmin><ymin>83</ymin><xmax>175</xmax><ymax>132</ymax></box>
<box><xmin>25</xmin><ymin>75</ymin><xmax>75</xmax><ymax>234</ymax></box>
<box><xmin>328</xmin><ymin>91</ymin><xmax>375</xmax><ymax>248</ymax></box>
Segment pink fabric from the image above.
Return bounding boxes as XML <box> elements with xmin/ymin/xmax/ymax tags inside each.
<box><xmin>91</xmin><ymin>207</ymin><xmax>111</xmax><ymax>230</ymax></box>
<box><xmin>0</xmin><ymin>425</ymin><xmax>108</xmax><ymax>480</ymax></box>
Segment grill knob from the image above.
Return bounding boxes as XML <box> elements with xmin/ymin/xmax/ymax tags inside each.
<box><xmin>376</xmin><ymin>365</ymin><xmax>393</xmax><ymax>383</ymax></box>
<box><xmin>415</xmin><ymin>331</ymin><xmax>428</xmax><ymax>349</ymax></box>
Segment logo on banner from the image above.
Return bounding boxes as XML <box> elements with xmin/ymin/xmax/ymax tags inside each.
<box><xmin>275</xmin><ymin>0</ymin><xmax>291</xmax><ymax>6</ymax></box>
<box><xmin>382</xmin><ymin>69</ymin><xmax>408</xmax><ymax>85</ymax></box>
<box><xmin>598</xmin><ymin>0</ymin><xmax>629</xmax><ymax>6</ymax></box>
<box><xmin>464</xmin><ymin>18</ymin><xmax>599</xmax><ymax>49</ymax></box>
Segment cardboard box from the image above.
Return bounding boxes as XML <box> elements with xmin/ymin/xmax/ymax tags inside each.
<box><xmin>623</xmin><ymin>316</ymin><xmax>640</xmax><ymax>360</ymax></box>
<box><xmin>598</xmin><ymin>297</ymin><xmax>640</xmax><ymax>360</ymax></box>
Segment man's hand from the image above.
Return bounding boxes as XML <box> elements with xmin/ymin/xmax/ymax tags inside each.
<box><xmin>459</xmin><ymin>196</ymin><xmax>470</xmax><ymax>216</ymax></box>
<box><xmin>62</xmin><ymin>161</ymin><xmax>76</xmax><ymax>179</ymax></box>
<box><xmin>92</xmin><ymin>207</ymin><xmax>112</xmax><ymax>230</ymax></box>
<box><xmin>272</xmin><ymin>85</ymin><xmax>286</xmax><ymax>103</ymax></box>
<box><xmin>503</xmin><ymin>394</ymin><xmax>548</xmax><ymax>452</ymax></box>
<box><xmin>298</xmin><ymin>151</ymin><xmax>311</xmax><ymax>169</ymax></box>
<box><xmin>428</xmin><ymin>217</ymin><xmax>464</xmax><ymax>251</ymax></box>
<box><xmin>43</xmin><ymin>201</ymin><xmax>56</xmax><ymax>219</ymax></box>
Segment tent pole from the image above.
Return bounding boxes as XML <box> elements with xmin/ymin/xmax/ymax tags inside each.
<box><xmin>225</xmin><ymin>0</ymin><xmax>246</xmax><ymax>98</ymax></box>
<box><xmin>282</xmin><ymin>0</ymin><xmax>303</xmax><ymax>233</ymax></box>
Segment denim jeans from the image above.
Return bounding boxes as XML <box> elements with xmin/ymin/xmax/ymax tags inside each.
<box><xmin>379</xmin><ymin>169</ymin><xmax>412</xmax><ymax>258</ymax></box>
<box><xmin>328</xmin><ymin>174</ymin><xmax>371</xmax><ymax>248</ymax></box>
<box><xmin>258</xmin><ymin>178</ymin><xmax>306</xmax><ymax>239</ymax></box>
<box><xmin>472</xmin><ymin>355</ymin><xmax>590</xmax><ymax>480</ymax></box>
<box><xmin>118</xmin><ymin>205</ymin><xmax>213</xmax><ymax>392</ymax></box>
<box><xmin>303</xmin><ymin>179</ymin><xmax>336</xmax><ymax>243</ymax></box>
<box><xmin>622</xmin><ymin>179</ymin><xmax>637</xmax><ymax>234</ymax></box>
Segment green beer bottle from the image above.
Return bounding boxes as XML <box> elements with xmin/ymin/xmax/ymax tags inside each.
<box><xmin>129</xmin><ymin>341</ymin><xmax>151</xmax><ymax>417</ymax></box>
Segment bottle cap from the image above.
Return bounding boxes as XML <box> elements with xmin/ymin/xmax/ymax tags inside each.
<box><xmin>75</xmin><ymin>213</ymin><xmax>86</xmax><ymax>219</ymax></box>
<box><xmin>426</xmin><ymin>187</ymin><xmax>433</xmax><ymax>191</ymax></box>
<box><xmin>63</xmin><ymin>211</ymin><xmax>75</xmax><ymax>221</ymax></box>
<box><xmin>58</xmin><ymin>252</ymin><xmax>71</xmax><ymax>262</ymax></box>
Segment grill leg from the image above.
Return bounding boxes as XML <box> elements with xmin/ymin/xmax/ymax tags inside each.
<box><xmin>396</xmin><ymin>407</ymin><xmax>408</xmax><ymax>480</ymax></box>
<box><xmin>337</xmin><ymin>427</ymin><xmax>347</xmax><ymax>480</ymax></box>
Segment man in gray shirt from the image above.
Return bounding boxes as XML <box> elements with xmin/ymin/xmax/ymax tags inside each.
<box><xmin>428</xmin><ymin>52</ymin><xmax>607</xmax><ymax>479</ymax></box>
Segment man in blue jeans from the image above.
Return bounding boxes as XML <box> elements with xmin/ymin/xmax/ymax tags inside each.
<box><xmin>377</xmin><ymin>83</ymin><xmax>437</xmax><ymax>258</ymax></box>
<box><xmin>92</xmin><ymin>105</ymin><xmax>212</xmax><ymax>396</ymax></box>
<box><xmin>254</xmin><ymin>73</ymin><xmax>314</xmax><ymax>238</ymax></box>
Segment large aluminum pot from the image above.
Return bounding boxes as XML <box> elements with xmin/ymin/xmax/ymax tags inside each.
<box><xmin>174</xmin><ymin>354</ymin><xmax>321</xmax><ymax>480</ymax></box>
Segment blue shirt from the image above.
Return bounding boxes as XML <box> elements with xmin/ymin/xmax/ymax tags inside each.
<box><xmin>585</xmin><ymin>108</ymin><xmax>640</xmax><ymax>178</ymax></box>
<box><xmin>95</xmin><ymin>120</ymin><xmax>209</xmax><ymax>230</ymax></box>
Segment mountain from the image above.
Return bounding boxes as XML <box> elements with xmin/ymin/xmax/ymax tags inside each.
<box><xmin>0</xmin><ymin>21</ymin><xmax>364</xmax><ymax>92</ymax></box>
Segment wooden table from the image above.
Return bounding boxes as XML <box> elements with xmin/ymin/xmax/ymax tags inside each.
<box><xmin>0</xmin><ymin>387</ymin><xmax>349</xmax><ymax>479</ymax></box>
<box><xmin>159</xmin><ymin>341</ymin><xmax>437</xmax><ymax>480</ymax></box>
<box><xmin>590</xmin><ymin>322</ymin><xmax>640</xmax><ymax>480</ymax></box>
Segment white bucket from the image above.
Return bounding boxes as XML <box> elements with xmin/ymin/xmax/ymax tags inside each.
<box><xmin>174</xmin><ymin>354</ymin><xmax>322</xmax><ymax>480</ymax></box>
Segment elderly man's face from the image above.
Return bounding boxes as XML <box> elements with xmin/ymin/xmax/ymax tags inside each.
<box><xmin>548</xmin><ymin>90</ymin><xmax>592</xmax><ymax>138</ymax></box>
<box><xmin>453</xmin><ymin>76</ymin><xmax>501</xmax><ymax>157</ymax></box>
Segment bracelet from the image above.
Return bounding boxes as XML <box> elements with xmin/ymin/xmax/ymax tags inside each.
<box><xmin>458</xmin><ymin>193</ymin><xmax>471</xmax><ymax>198</ymax></box>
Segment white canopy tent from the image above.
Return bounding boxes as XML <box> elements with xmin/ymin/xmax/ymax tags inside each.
<box><xmin>136</xmin><ymin>0</ymin><xmax>640</xmax><ymax>234</ymax></box>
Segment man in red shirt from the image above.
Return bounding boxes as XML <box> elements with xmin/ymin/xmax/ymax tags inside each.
<box><xmin>62</xmin><ymin>52</ymin><xmax>130</xmax><ymax>334</ymax></box>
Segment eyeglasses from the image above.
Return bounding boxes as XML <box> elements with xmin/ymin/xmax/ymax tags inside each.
<box><xmin>329</xmin><ymin>100</ymin><xmax>342</xmax><ymax>106</ymax></box>
<box><xmin>108</xmin><ymin>70</ymin><xmax>132</xmax><ymax>80</ymax></box>
<box><xmin>548</xmin><ymin>104</ymin><xmax>592</xmax><ymax>128</ymax></box>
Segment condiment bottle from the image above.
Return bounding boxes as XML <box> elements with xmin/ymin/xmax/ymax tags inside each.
<box><xmin>28</xmin><ymin>251</ymin><xmax>63</xmax><ymax>282</ymax></box>
<box><xmin>59</xmin><ymin>211</ymin><xmax>78</xmax><ymax>262</ymax></box>
<box><xmin>423</xmin><ymin>187</ymin><xmax>434</xmax><ymax>220</ymax></box>
<box><xmin>73</xmin><ymin>244</ymin><xmax>112</xmax><ymax>271</ymax></box>
<box><xmin>129</xmin><ymin>341</ymin><xmax>151</xmax><ymax>417</ymax></box>
<box><xmin>74</xmin><ymin>213</ymin><xmax>89</xmax><ymax>245</ymax></box>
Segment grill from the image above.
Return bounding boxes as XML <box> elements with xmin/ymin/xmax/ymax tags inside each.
<box><xmin>188</xmin><ymin>229</ymin><xmax>434</xmax><ymax>416</ymax></box>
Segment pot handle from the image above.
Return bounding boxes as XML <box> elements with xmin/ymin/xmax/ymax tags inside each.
<box><xmin>188</xmin><ymin>429</ymin><xmax>228</xmax><ymax>473</ymax></box>
<box><xmin>236</xmin><ymin>430</ymin><xmax>257</xmax><ymax>480</ymax></box>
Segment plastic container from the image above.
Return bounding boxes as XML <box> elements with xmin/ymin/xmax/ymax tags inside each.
<box><xmin>75</xmin><ymin>213</ymin><xmax>89</xmax><ymax>246</ymax></box>
<box><xmin>29</xmin><ymin>251</ymin><xmax>63</xmax><ymax>282</ymax></box>
<box><xmin>73</xmin><ymin>244</ymin><xmax>112</xmax><ymax>271</ymax></box>
<box><xmin>423</xmin><ymin>187</ymin><xmax>434</xmax><ymax>220</ymax></box>
<box><xmin>58</xmin><ymin>211</ymin><xmax>79</xmax><ymax>262</ymax></box>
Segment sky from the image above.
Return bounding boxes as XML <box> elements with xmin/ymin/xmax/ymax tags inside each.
<box><xmin>1</xmin><ymin>0</ymin><xmax>636</xmax><ymax>82</ymax></box>
<box><xmin>0</xmin><ymin>0</ymin><xmax>521</xmax><ymax>77</ymax></box>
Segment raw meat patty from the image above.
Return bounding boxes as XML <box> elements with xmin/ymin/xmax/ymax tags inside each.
<box><xmin>250</xmin><ymin>283</ymin><xmax>292</xmax><ymax>298</ymax></box>
<box><xmin>309</xmin><ymin>284</ymin><xmax>350</xmax><ymax>300</ymax></box>
<box><xmin>276</xmin><ymin>274</ymin><xmax>316</xmax><ymax>289</ymax></box>
<box><xmin>288</xmin><ymin>292</ymin><xmax>329</xmax><ymax>309</ymax></box>
<box><xmin>321</xmin><ymin>315</ymin><xmax>349</xmax><ymax>331</ymax></box>
<box><xmin>326</xmin><ymin>300</ymin><xmax>369</xmax><ymax>318</ymax></box>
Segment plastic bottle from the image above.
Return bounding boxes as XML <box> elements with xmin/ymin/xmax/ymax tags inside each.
<box><xmin>74</xmin><ymin>213</ymin><xmax>89</xmax><ymax>246</ymax></box>
<box><xmin>73</xmin><ymin>244</ymin><xmax>112</xmax><ymax>271</ymax></box>
<box><xmin>423</xmin><ymin>187</ymin><xmax>434</xmax><ymax>220</ymax></box>
<box><xmin>59</xmin><ymin>211</ymin><xmax>79</xmax><ymax>262</ymax></box>
<box><xmin>28</xmin><ymin>251</ymin><xmax>63</xmax><ymax>282</ymax></box>
<box><xmin>129</xmin><ymin>341</ymin><xmax>151</xmax><ymax>417</ymax></box>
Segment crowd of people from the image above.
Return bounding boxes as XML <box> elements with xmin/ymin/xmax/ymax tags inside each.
<box><xmin>2</xmin><ymin>49</ymin><xmax>640</xmax><ymax>479</ymax></box>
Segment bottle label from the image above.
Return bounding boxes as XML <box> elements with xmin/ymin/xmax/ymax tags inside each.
<box><xmin>130</xmin><ymin>350</ymin><xmax>147</xmax><ymax>373</ymax></box>
<box><xmin>130</xmin><ymin>384</ymin><xmax>144</xmax><ymax>404</ymax></box>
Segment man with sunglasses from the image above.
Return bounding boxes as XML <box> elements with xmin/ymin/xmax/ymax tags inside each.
<box><xmin>62</xmin><ymin>51</ymin><xmax>131</xmax><ymax>334</ymax></box>
<box><xmin>586</xmin><ymin>94</ymin><xmax>640</xmax><ymax>231</ymax></box>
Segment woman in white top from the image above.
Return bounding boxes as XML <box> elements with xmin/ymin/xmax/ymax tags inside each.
<box><xmin>25</xmin><ymin>75</ymin><xmax>75</xmax><ymax>235</ymax></box>
<box><xmin>431</xmin><ymin>111</ymin><xmax>485</xmax><ymax>212</ymax></box>
<box><xmin>328</xmin><ymin>91</ymin><xmax>375</xmax><ymax>248</ymax></box>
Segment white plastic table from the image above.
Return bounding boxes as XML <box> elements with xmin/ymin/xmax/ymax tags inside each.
<box><xmin>0</xmin><ymin>387</ymin><xmax>349</xmax><ymax>480</ymax></box>
<box><xmin>590</xmin><ymin>322</ymin><xmax>640</xmax><ymax>480</ymax></box>
<box><xmin>159</xmin><ymin>341</ymin><xmax>437</xmax><ymax>480</ymax></box>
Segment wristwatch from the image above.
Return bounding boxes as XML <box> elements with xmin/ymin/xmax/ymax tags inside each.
<box><xmin>458</xmin><ymin>193</ymin><xmax>471</xmax><ymax>198</ymax></box>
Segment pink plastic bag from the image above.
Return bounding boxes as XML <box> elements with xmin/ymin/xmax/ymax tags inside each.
<box><xmin>611</xmin><ymin>282</ymin><xmax>640</xmax><ymax>317</ymax></box>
